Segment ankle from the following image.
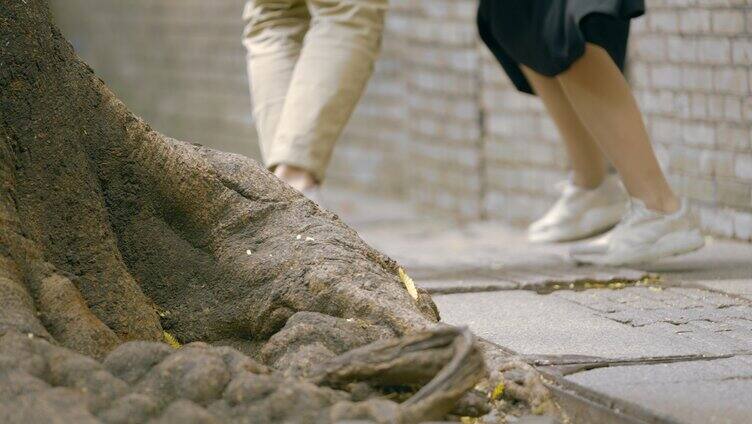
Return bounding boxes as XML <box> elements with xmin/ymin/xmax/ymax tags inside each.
<box><xmin>274</xmin><ymin>164</ymin><xmax>318</xmax><ymax>192</ymax></box>
<box><xmin>641</xmin><ymin>194</ymin><xmax>681</xmax><ymax>214</ymax></box>
<box><xmin>572</xmin><ymin>172</ymin><xmax>605</xmax><ymax>190</ymax></box>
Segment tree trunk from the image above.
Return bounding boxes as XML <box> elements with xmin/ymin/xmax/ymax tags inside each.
<box><xmin>1</xmin><ymin>0</ymin><xmax>441</xmax><ymax>362</ymax></box>
<box><xmin>0</xmin><ymin>2</ymin><xmax>491</xmax><ymax>422</ymax></box>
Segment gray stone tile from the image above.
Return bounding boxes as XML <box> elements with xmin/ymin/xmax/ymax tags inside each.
<box><xmin>728</xmin><ymin>318</ymin><xmax>752</xmax><ymax>331</ymax></box>
<box><xmin>632</xmin><ymin>322</ymin><xmax>742</xmax><ymax>357</ymax></box>
<box><xmin>435</xmin><ymin>286</ymin><xmax>752</xmax><ymax>360</ymax></box>
<box><xmin>674</xmin><ymin>288</ymin><xmax>748</xmax><ymax>308</ymax></box>
<box><xmin>569</xmin><ymin>357</ymin><xmax>752</xmax><ymax>385</ymax></box>
<box><xmin>566</xmin><ymin>358</ymin><xmax>752</xmax><ymax>424</ymax></box>
<box><xmin>433</xmin><ymin>291</ymin><xmax>700</xmax><ymax>359</ymax></box>
<box><xmin>695</xmin><ymin>279</ymin><xmax>752</xmax><ymax>300</ymax></box>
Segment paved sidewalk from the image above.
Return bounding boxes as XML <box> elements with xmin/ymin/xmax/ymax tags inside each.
<box><xmin>325</xmin><ymin>189</ymin><xmax>752</xmax><ymax>424</ymax></box>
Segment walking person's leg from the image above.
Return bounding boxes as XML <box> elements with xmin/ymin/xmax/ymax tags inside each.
<box><xmin>267</xmin><ymin>0</ymin><xmax>388</xmax><ymax>192</ymax></box>
<box><xmin>242</xmin><ymin>0</ymin><xmax>309</xmax><ymax>179</ymax></box>
<box><xmin>521</xmin><ymin>44</ymin><xmax>703</xmax><ymax>265</ymax></box>
<box><xmin>518</xmin><ymin>65</ymin><xmax>629</xmax><ymax>243</ymax></box>
<box><xmin>519</xmin><ymin>68</ymin><xmax>606</xmax><ymax>190</ymax></box>
<box><xmin>478</xmin><ymin>2</ymin><xmax>629</xmax><ymax>243</ymax></box>
<box><xmin>553</xmin><ymin>44</ymin><xmax>679</xmax><ymax>213</ymax></box>
<box><xmin>476</xmin><ymin>0</ymin><xmax>704</xmax><ymax>264</ymax></box>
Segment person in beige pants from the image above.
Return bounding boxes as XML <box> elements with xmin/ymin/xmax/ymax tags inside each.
<box><xmin>242</xmin><ymin>0</ymin><xmax>387</xmax><ymax>198</ymax></box>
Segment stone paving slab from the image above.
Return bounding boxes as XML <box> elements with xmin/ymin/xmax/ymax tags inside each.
<box><xmin>569</xmin><ymin>356</ymin><xmax>752</xmax><ymax>384</ymax></box>
<box><xmin>433</xmin><ymin>290</ymin><xmax>700</xmax><ymax>360</ymax></box>
<box><xmin>693</xmin><ymin>279</ymin><xmax>752</xmax><ymax>301</ymax></box>
<box><xmin>565</xmin><ymin>357</ymin><xmax>752</xmax><ymax>424</ymax></box>
<box><xmin>434</xmin><ymin>287</ymin><xmax>752</xmax><ymax>360</ymax></box>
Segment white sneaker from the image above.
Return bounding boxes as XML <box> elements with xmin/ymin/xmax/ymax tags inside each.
<box><xmin>570</xmin><ymin>198</ymin><xmax>705</xmax><ymax>266</ymax></box>
<box><xmin>568</xmin><ymin>232</ymin><xmax>611</xmax><ymax>257</ymax></box>
<box><xmin>528</xmin><ymin>174</ymin><xmax>628</xmax><ymax>243</ymax></box>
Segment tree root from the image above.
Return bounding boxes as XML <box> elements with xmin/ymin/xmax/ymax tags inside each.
<box><xmin>0</xmin><ymin>326</ymin><xmax>485</xmax><ymax>424</ymax></box>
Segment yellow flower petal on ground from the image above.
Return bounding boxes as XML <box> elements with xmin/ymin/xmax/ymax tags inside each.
<box><xmin>398</xmin><ymin>267</ymin><xmax>418</xmax><ymax>300</ymax></box>
<box><xmin>163</xmin><ymin>331</ymin><xmax>181</xmax><ymax>349</ymax></box>
<box><xmin>492</xmin><ymin>381</ymin><xmax>505</xmax><ymax>400</ymax></box>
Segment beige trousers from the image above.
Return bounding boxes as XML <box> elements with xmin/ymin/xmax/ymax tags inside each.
<box><xmin>242</xmin><ymin>0</ymin><xmax>387</xmax><ymax>182</ymax></box>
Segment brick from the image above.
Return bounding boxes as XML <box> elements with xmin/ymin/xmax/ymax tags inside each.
<box><xmin>634</xmin><ymin>35</ymin><xmax>669</xmax><ymax>63</ymax></box>
<box><xmin>667</xmin><ymin>36</ymin><xmax>697</xmax><ymax>63</ymax></box>
<box><xmin>713</xmin><ymin>67</ymin><xmax>749</xmax><ymax>95</ymax></box>
<box><xmin>731</xmin><ymin>39</ymin><xmax>752</xmax><ymax>65</ymax></box>
<box><xmin>690</xmin><ymin>93</ymin><xmax>708</xmax><ymax>119</ymax></box>
<box><xmin>681</xmin><ymin>66</ymin><xmax>714</xmax><ymax>91</ymax></box>
<box><xmin>685</xmin><ymin>177</ymin><xmax>717</xmax><ymax>204</ymax></box>
<box><xmin>699</xmin><ymin>206</ymin><xmax>735</xmax><ymax>238</ymax></box>
<box><xmin>649</xmin><ymin>10</ymin><xmax>679</xmax><ymax>33</ymax></box>
<box><xmin>716</xmin><ymin>124</ymin><xmax>750</xmax><ymax>151</ymax></box>
<box><xmin>706</xmin><ymin>95</ymin><xmax>726</xmax><ymax>120</ymax></box>
<box><xmin>721</xmin><ymin>96</ymin><xmax>743</xmax><ymax>121</ymax></box>
<box><xmin>670</xmin><ymin>146</ymin><xmax>701</xmax><ymax>175</ymax></box>
<box><xmin>700</xmin><ymin>149</ymin><xmax>734</xmax><ymax>177</ymax></box>
<box><xmin>696</xmin><ymin>37</ymin><xmax>732</xmax><ymax>64</ymax></box>
<box><xmin>682</xmin><ymin>123</ymin><xmax>716</xmax><ymax>147</ymax></box>
<box><xmin>735</xmin><ymin>212</ymin><xmax>752</xmax><ymax>240</ymax></box>
<box><xmin>712</xmin><ymin>10</ymin><xmax>745</xmax><ymax>34</ymax></box>
<box><xmin>743</xmin><ymin>96</ymin><xmax>752</xmax><ymax>121</ymax></box>
<box><xmin>629</xmin><ymin>62</ymin><xmax>651</xmax><ymax>87</ymax></box>
<box><xmin>651</xmin><ymin>64</ymin><xmax>682</xmax><ymax>89</ymax></box>
<box><xmin>735</xmin><ymin>154</ymin><xmax>752</xmax><ymax>180</ymax></box>
<box><xmin>679</xmin><ymin>9</ymin><xmax>712</xmax><ymax>33</ymax></box>
<box><xmin>717</xmin><ymin>179</ymin><xmax>752</xmax><ymax>208</ymax></box>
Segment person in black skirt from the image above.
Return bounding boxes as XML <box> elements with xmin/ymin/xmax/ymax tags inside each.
<box><xmin>478</xmin><ymin>0</ymin><xmax>704</xmax><ymax>266</ymax></box>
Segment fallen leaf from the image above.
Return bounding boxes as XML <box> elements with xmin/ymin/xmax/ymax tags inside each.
<box><xmin>398</xmin><ymin>268</ymin><xmax>418</xmax><ymax>300</ymax></box>
<box><xmin>163</xmin><ymin>331</ymin><xmax>181</xmax><ymax>349</ymax></box>
<box><xmin>491</xmin><ymin>381</ymin><xmax>505</xmax><ymax>400</ymax></box>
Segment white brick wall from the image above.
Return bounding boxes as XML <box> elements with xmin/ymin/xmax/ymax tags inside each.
<box><xmin>52</xmin><ymin>0</ymin><xmax>752</xmax><ymax>240</ymax></box>
<box><xmin>52</xmin><ymin>0</ymin><xmax>260</xmax><ymax>160</ymax></box>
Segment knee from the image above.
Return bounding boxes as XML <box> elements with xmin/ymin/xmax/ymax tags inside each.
<box><xmin>242</xmin><ymin>0</ymin><xmax>308</xmax><ymax>40</ymax></box>
<box><xmin>306</xmin><ymin>0</ymin><xmax>387</xmax><ymax>54</ymax></box>
<box><xmin>309</xmin><ymin>0</ymin><xmax>387</xmax><ymax>28</ymax></box>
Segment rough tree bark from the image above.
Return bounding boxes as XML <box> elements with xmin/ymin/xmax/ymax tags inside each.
<box><xmin>0</xmin><ymin>1</ymin><xmax>486</xmax><ymax>422</ymax></box>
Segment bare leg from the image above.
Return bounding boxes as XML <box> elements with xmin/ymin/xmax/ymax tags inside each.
<box><xmin>520</xmin><ymin>66</ymin><xmax>607</xmax><ymax>189</ymax></box>
<box><xmin>555</xmin><ymin>44</ymin><xmax>679</xmax><ymax>213</ymax></box>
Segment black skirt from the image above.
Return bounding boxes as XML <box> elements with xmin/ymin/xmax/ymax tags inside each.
<box><xmin>478</xmin><ymin>0</ymin><xmax>645</xmax><ymax>95</ymax></box>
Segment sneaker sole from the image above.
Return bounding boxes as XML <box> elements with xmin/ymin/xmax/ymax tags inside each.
<box><xmin>529</xmin><ymin>203</ymin><xmax>626</xmax><ymax>243</ymax></box>
<box><xmin>584</xmin><ymin>229</ymin><xmax>705</xmax><ymax>266</ymax></box>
